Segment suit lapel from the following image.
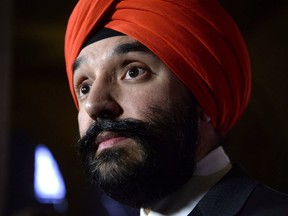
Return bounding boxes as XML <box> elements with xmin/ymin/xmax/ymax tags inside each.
<box><xmin>188</xmin><ymin>205</ymin><xmax>203</xmax><ymax>216</ymax></box>
<box><xmin>188</xmin><ymin>166</ymin><xmax>258</xmax><ymax>216</ymax></box>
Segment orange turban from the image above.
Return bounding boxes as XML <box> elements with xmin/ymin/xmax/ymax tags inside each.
<box><xmin>65</xmin><ymin>0</ymin><xmax>251</xmax><ymax>136</ymax></box>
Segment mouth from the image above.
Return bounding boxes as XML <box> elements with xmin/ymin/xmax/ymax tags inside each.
<box><xmin>96</xmin><ymin>131</ymin><xmax>129</xmax><ymax>152</ymax></box>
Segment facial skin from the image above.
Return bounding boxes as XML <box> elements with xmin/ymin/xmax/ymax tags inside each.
<box><xmin>73</xmin><ymin>36</ymin><xmax>215</xmax><ymax>208</ymax></box>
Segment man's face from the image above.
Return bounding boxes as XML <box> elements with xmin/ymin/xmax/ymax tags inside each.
<box><xmin>74</xmin><ymin>36</ymin><xmax>199</xmax><ymax>208</ymax></box>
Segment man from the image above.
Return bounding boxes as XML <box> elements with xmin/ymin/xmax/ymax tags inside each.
<box><xmin>64</xmin><ymin>0</ymin><xmax>288</xmax><ymax>215</ymax></box>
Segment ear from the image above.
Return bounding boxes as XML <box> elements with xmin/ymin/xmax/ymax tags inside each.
<box><xmin>199</xmin><ymin>109</ymin><xmax>211</xmax><ymax>123</ymax></box>
<box><xmin>195</xmin><ymin>109</ymin><xmax>218</xmax><ymax>161</ymax></box>
<box><xmin>197</xmin><ymin>109</ymin><xmax>213</xmax><ymax>136</ymax></box>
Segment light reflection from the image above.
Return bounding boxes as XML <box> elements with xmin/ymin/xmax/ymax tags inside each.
<box><xmin>34</xmin><ymin>144</ymin><xmax>66</xmax><ymax>204</ymax></box>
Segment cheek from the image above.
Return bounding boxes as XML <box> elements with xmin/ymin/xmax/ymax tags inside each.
<box><xmin>120</xmin><ymin>86</ymin><xmax>172</xmax><ymax>120</ymax></box>
<box><xmin>78</xmin><ymin>109</ymin><xmax>92</xmax><ymax>137</ymax></box>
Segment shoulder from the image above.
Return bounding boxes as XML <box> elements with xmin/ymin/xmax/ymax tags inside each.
<box><xmin>197</xmin><ymin>165</ymin><xmax>288</xmax><ymax>216</ymax></box>
<box><xmin>239</xmin><ymin>184</ymin><xmax>288</xmax><ymax>215</ymax></box>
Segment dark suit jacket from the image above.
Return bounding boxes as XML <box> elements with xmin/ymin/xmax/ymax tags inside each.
<box><xmin>188</xmin><ymin>166</ymin><xmax>288</xmax><ymax>216</ymax></box>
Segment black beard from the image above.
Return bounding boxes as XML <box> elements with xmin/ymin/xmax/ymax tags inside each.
<box><xmin>77</xmin><ymin>104</ymin><xmax>198</xmax><ymax>208</ymax></box>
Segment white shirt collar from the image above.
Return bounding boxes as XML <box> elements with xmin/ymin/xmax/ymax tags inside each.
<box><xmin>140</xmin><ymin>146</ymin><xmax>232</xmax><ymax>216</ymax></box>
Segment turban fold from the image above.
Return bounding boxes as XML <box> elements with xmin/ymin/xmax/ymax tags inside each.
<box><xmin>65</xmin><ymin>0</ymin><xmax>251</xmax><ymax>136</ymax></box>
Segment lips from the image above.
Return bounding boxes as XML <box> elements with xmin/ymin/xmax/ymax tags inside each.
<box><xmin>96</xmin><ymin>131</ymin><xmax>128</xmax><ymax>152</ymax></box>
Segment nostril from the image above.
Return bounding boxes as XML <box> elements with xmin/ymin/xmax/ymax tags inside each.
<box><xmin>98</xmin><ymin>110</ymin><xmax>115</xmax><ymax>120</ymax></box>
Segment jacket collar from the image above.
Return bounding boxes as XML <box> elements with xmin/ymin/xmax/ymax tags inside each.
<box><xmin>188</xmin><ymin>166</ymin><xmax>258</xmax><ymax>216</ymax></box>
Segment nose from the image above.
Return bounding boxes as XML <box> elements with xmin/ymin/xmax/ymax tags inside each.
<box><xmin>85</xmin><ymin>81</ymin><xmax>123</xmax><ymax>121</ymax></box>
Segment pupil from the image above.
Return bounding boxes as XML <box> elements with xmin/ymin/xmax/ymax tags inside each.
<box><xmin>129</xmin><ymin>68</ymin><xmax>139</xmax><ymax>77</ymax></box>
<box><xmin>81</xmin><ymin>86</ymin><xmax>89</xmax><ymax>94</ymax></box>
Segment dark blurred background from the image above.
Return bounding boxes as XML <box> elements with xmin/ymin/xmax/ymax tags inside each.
<box><xmin>0</xmin><ymin>0</ymin><xmax>288</xmax><ymax>215</ymax></box>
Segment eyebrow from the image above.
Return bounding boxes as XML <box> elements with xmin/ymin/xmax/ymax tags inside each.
<box><xmin>73</xmin><ymin>56</ymin><xmax>84</xmax><ymax>72</ymax></box>
<box><xmin>73</xmin><ymin>41</ymin><xmax>153</xmax><ymax>73</ymax></box>
<box><xmin>113</xmin><ymin>41</ymin><xmax>152</xmax><ymax>55</ymax></box>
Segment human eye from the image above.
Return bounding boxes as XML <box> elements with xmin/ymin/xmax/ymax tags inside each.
<box><xmin>79</xmin><ymin>83</ymin><xmax>91</xmax><ymax>97</ymax></box>
<box><xmin>123</xmin><ymin>66</ymin><xmax>148</xmax><ymax>80</ymax></box>
<box><xmin>75</xmin><ymin>81</ymin><xmax>91</xmax><ymax>99</ymax></box>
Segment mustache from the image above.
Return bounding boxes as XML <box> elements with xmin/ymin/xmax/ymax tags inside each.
<box><xmin>78</xmin><ymin>118</ymin><xmax>152</xmax><ymax>152</ymax></box>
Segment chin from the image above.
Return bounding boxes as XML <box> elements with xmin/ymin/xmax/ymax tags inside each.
<box><xmin>87</xmin><ymin>140</ymin><xmax>194</xmax><ymax>208</ymax></box>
